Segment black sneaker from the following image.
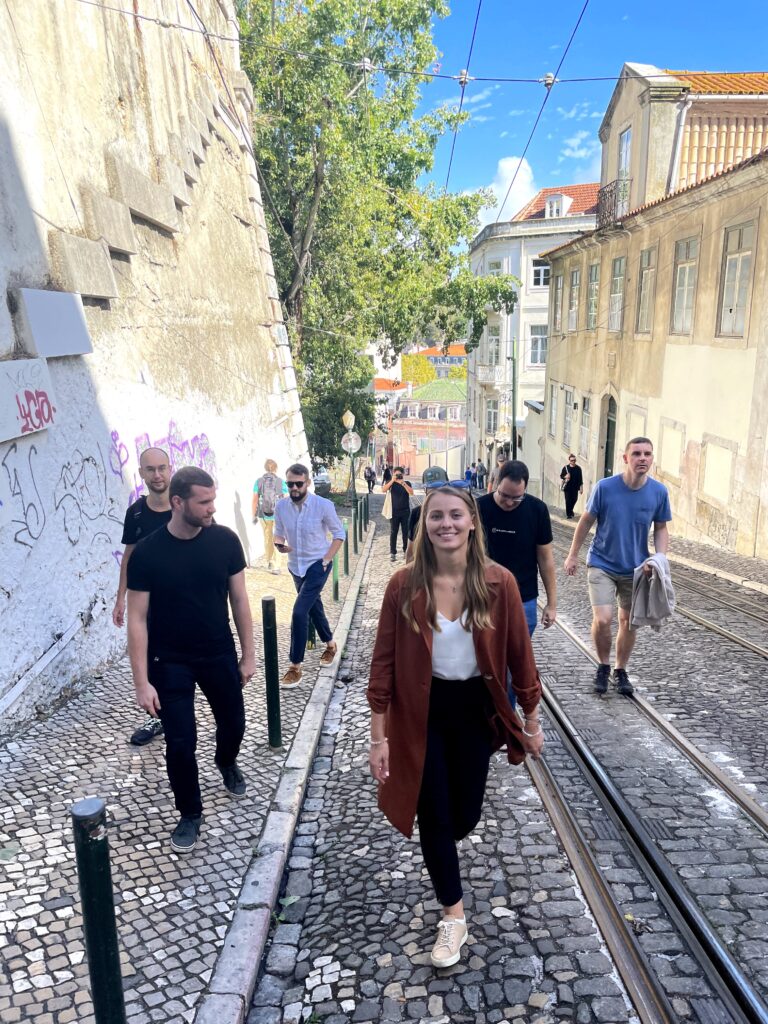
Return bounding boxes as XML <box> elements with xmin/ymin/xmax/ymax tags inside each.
<box><xmin>170</xmin><ymin>815</ymin><xmax>202</xmax><ymax>853</ymax></box>
<box><xmin>593</xmin><ymin>663</ymin><xmax>611</xmax><ymax>694</ymax></box>
<box><xmin>614</xmin><ymin>668</ymin><xmax>634</xmax><ymax>696</ymax></box>
<box><xmin>219</xmin><ymin>763</ymin><xmax>247</xmax><ymax>799</ymax></box>
<box><xmin>129</xmin><ymin>717</ymin><xmax>164</xmax><ymax>746</ymax></box>
<box><xmin>390</xmin><ymin>553</ymin><xmax>396</xmax><ymax>562</ymax></box>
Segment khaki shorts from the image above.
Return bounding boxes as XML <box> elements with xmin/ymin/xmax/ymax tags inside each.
<box><xmin>587</xmin><ymin>566</ymin><xmax>634</xmax><ymax>611</ymax></box>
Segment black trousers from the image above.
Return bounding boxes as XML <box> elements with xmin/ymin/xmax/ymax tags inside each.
<box><xmin>390</xmin><ymin>510</ymin><xmax>409</xmax><ymax>554</ymax></box>
<box><xmin>149</xmin><ymin>648</ymin><xmax>245</xmax><ymax>818</ymax></box>
<box><xmin>416</xmin><ymin>677</ymin><xmax>492</xmax><ymax>907</ymax></box>
<box><xmin>563</xmin><ymin>488</ymin><xmax>579</xmax><ymax>518</ymax></box>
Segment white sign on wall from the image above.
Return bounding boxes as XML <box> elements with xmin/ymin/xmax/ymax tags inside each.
<box><xmin>0</xmin><ymin>358</ymin><xmax>57</xmax><ymax>443</ymax></box>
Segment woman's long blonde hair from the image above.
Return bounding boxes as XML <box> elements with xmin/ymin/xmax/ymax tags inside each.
<box><xmin>401</xmin><ymin>486</ymin><xmax>493</xmax><ymax>633</ymax></box>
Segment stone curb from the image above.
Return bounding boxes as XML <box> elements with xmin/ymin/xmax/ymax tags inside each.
<box><xmin>193</xmin><ymin>523</ymin><xmax>377</xmax><ymax>1024</ymax></box>
<box><xmin>552</xmin><ymin>512</ymin><xmax>768</xmax><ymax>595</ymax></box>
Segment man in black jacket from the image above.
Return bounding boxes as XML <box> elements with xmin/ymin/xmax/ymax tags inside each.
<box><xmin>383</xmin><ymin>466</ymin><xmax>413</xmax><ymax>562</ymax></box>
<box><xmin>560</xmin><ymin>454</ymin><xmax>584</xmax><ymax>519</ymax></box>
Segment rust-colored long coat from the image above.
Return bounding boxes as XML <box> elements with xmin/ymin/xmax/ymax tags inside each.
<box><xmin>366</xmin><ymin>562</ymin><xmax>541</xmax><ymax>838</ymax></box>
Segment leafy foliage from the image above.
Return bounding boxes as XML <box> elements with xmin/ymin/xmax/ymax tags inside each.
<box><xmin>401</xmin><ymin>354</ymin><xmax>437</xmax><ymax>389</ymax></box>
<box><xmin>238</xmin><ymin>0</ymin><xmax>517</xmax><ymax>461</ymax></box>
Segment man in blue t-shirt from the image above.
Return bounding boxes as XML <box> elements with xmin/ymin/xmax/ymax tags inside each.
<box><xmin>564</xmin><ymin>437</ymin><xmax>671</xmax><ymax>697</ymax></box>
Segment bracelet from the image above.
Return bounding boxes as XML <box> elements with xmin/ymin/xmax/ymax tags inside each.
<box><xmin>369</xmin><ymin>738</ymin><xmax>388</xmax><ymax>746</ymax></box>
<box><xmin>522</xmin><ymin>726</ymin><xmax>543</xmax><ymax>738</ymax></box>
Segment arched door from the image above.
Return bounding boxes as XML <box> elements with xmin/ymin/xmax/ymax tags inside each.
<box><xmin>603</xmin><ymin>397</ymin><xmax>617</xmax><ymax>477</ymax></box>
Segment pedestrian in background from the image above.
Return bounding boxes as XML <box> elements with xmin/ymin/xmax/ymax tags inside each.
<box><xmin>559</xmin><ymin>454</ymin><xmax>583</xmax><ymax>519</ymax></box>
<box><xmin>114</xmin><ymin>447</ymin><xmax>172</xmax><ymax>747</ymax></box>
<box><xmin>486</xmin><ymin>452</ymin><xmax>506</xmax><ymax>493</ymax></box>
<box><xmin>364</xmin><ymin>464</ymin><xmax>376</xmax><ymax>493</ymax></box>
<box><xmin>382</xmin><ymin>466</ymin><xmax>413</xmax><ymax>562</ymax></box>
<box><xmin>382</xmin><ymin>463</ymin><xmax>393</xmax><ymax>486</ymax></box>
<box><xmin>127</xmin><ymin>467</ymin><xmax>255</xmax><ymax>853</ymax></box>
<box><xmin>564</xmin><ymin>437</ymin><xmax>671</xmax><ymax>696</ymax></box>
<box><xmin>476</xmin><ymin>460</ymin><xmax>487</xmax><ymax>491</ymax></box>
<box><xmin>252</xmin><ymin>459</ymin><xmax>288</xmax><ymax>574</ymax></box>
<box><xmin>274</xmin><ymin>463</ymin><xmax>345</xmax><ymax>686</ymax></box>
<box><xmin>367</xmin><ymin>485</ymin><xmax>543</xmax><ymax>969</ymax></box>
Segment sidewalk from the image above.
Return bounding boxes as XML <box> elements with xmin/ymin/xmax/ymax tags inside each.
<box><xmin>0</xmin><ymin>515</ymin><xmax>374</xmax><ymax>1024</ymax></box>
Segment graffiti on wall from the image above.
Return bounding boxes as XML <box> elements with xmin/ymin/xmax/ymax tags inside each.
<box><xmin>1</xmin><ymin>359</ymin><xmax>57</xmax><ymax>445</ymax></box>
<box><xmin>1</xmin><ymin>442</ymin><xmax>46</xmax><ymax>548</ymax></box>
<box><xmin>126</xmin><ymin>420</ymin><xmax>218</xmax><ymax>501</ymax></box>
<box><xmin>54</xmin><ymin>446</ymin><xmax>122</xmax><ymax>546</ymax></box>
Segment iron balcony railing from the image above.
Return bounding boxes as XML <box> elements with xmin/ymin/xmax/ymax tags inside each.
<box><xmin>475</xmin><ymin>364</ymin><xmax>504</xmax><ymax>385</ymax></box>
<box><xmin>597</xmin><ymin>177</ymin><xmax>631</xmax><ymax>229</ymax></box>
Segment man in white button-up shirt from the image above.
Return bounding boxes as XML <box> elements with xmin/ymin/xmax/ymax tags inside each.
<box><xmin>273</xmin><ymin>463</ymin><xmax>346</xmax><ymax>686</ymax></box>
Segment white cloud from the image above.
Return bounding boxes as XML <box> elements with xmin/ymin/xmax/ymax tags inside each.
<box><xmin>464</xmin><ymin>84</ymin><xmax>500</xmax><ymax>105</ymax></box>
<box><xmin>508</xmin><ymin>108</ymin><xmax>527</xmax><ymax>116</ymax></box>
<box><xmin>556</xmin><ymin>102</ymin><xmax>592</xmax><ymax>121</ymax></box>
<box><xmin>499</xmin><ymin>130</ymin><xmax>509</xmax><ymax>138</ymax></box>
<box><xmin>549</xmin><ymin>44</ymin><xmax>561</xmax><ymax>50</ymax></box>
<box><xmin>559</xmin><ymin>129</ymin><xmax>601</xmax><ymax>161</ymax></box>
<box><xmin>475</xmin><ymin>155</ymin><xmax>538</xmax><ymax>228</ymax></box>
<box><xmin>470</xmin><ymin>102</ymin><xmax>493</xmax><ymax>112</ymax></box>
<box><xmin>472</xmin><ymin>114</ymin><xmax>493</xmax><ymax>124</ymax></box>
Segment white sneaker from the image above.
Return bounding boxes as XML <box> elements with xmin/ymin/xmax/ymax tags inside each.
<box><xmin>430</xmin><ymin>917</ymin><xmax>468</xmax><ymax>968</ymax></box>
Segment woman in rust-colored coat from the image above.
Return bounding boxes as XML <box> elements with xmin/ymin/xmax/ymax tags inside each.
<box><xmin>367</xmin><ymin>486</ymin><xmax>543</xmax><ymax>969</ymax></box>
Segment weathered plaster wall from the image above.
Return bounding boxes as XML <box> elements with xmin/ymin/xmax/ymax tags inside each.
<box><xmin>0</xmin><ymin>0</ymin><xmax>306</xmax><ymax>732</ymax></box>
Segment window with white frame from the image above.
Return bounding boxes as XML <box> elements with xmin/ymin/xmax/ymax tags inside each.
<box><xmin>718</xmin><ymin>223</ymin><xmax>754</xmax><ymax>337</ymax></box>
<box><xmin>487</xmin><ymin>258</ymin><xmax>503</xmax><ymax>276</ymax></box>
<box><xmin>579</xmin><ymin>397</ymin><xmax>591</xmax><ymax>456</ymax></box>
<box><xmin>532</xmin><ymin>259</ymin><xmax>550</xmax><ymax>287</ymax></box>
<box><xmin>608</xmin><ymin>256</ymin><xmax>626</xmax><ymax>331</ymax></box>
<box><xmin>671</xmin><ymin>237</ymin><xmax>698</xmax><ymax>334</ymax></box>
<box><xmin>568</xmin><ymin>268</ymin><xmax>580</xmax><ymax>331</ymax></box>
<box><xmin>636</xmin><ymin>247</ymin><xmax>656</xmax><ymax>333</ymax></box>
<box><xmin>486</xmin><ymin>400</ymin><xmax>499</xmax><ymax>435</ymax></box>
<box><xmin>553</xmin><ymin>274</ymin><xmax>563</xmax><ymax>332</ymax></box>
<box><xmin>546</xmin><ymin>198</ymin><xmax>561</xmax><ymax>218</ymax></box>
<box><xmin>529</xmin><ymin>325</ymin><xmax>547</xmax><ymax>365</ymax></box>
<box><xmin>563</xmin><ymin>388</ymin><xmax>574</xmax><ymax>447</ymax></box>
<box><xmin>448</xmin><ymin>405</ymin><xmax>461</xmax><ymax>420</ymax></box>
<box><xmin>427</xmin><ymin>405</ymin><xmax>439</xmax><ymax>419</ymax></box>
<box><xmin>587</xmin><ymin>263</ymin><xmax>600</xmax><ymax>330</ymax></box>
<box><xmin>487</xmin><ymin>325</ymin><xmax>501</xmax><ymax>365</ymax></box>
<box><xmin>548</xmin><ymin>384</ymin><xmax>558</xmax><ymax>437</ymax></box>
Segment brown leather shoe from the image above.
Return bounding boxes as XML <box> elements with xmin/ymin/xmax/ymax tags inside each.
<box><xmin>281</xmin><ymin>666</ymin><xmax>303</xmax><ymax>686</ymax></box>
<box><xmin>319</xmin><ymin>642</ymin><xmax>337</xmax><ymax>666</ymax></box>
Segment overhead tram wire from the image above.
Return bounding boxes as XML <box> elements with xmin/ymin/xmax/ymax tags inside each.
<box><xmin>69</xmin><ymin>0</ymin><xmax>695</xmax><ymax>88</ymax></box>
<box><xmin>495</xmin><ymin>0</ymin><xmax>592</xmax><ymax>223</ymax></box>
<box><xmin>443</xmin><ymin>0</ymin><xmax>483</xmax><ymax>193</ymax></box>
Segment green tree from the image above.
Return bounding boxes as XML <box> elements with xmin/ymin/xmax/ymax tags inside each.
<box><xmin>447</xmin><ymin>363</ymin><xmax>467</xmax><ymax>382</ymax></box>
<box><xmin>401</xmin><ymin>354</ymin><xmax>437</xmax><ymax>389</ymax></box>
<box><xmin>238</xmin><ymin>0</ymin><xmax>517</xmax><ymax>461</ymax></box>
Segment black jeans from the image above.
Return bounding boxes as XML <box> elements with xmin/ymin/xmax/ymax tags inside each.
<box><xmin>149</xmin><ymin>648</ymin><xmax>245</xmax><ymax>817</ymax></box>
<box><xmin>390</xmin><ymin>510</ymin><xmax>409</xmax><ymax>554</ymax></box>
<box><xmin>564</xmin><ymin>488</ymin><xmax>579</xmax><ymax>518</ymax></box>
<box><xmin>416</xmin><ymin>677</ymin><xmax>492</xmax><ymax>907</ymax></box>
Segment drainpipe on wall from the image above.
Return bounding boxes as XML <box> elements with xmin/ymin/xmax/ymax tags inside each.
<box><xmin>667</xmin><ymin>98</ymin><xmax>692</xmax><ymax>195</ymax></box>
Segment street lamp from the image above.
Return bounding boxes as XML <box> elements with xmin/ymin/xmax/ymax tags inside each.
<box><xmin>341</xmin><ymin>410</ymin><xmax>361</xmax><ymax>500</ymax></box>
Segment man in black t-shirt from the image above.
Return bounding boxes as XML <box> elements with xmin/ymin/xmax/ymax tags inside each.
<box><xmin>477</xmin><ymin>460</ymin><xmax>557</xmax><ymax>637</ymax></box>
<box><xmin>127</xmin><ymin>467</ymin><xmax>255</xmax><ymax>854</ymax></box>
<box><xmin>113</xmin><ymin>447</ymin><xmax>173</xmax><ymax>746</ymax></box>
<box><xmin>382</xmin><ymin>466</ymin><xmax>413</xmax><ymax>562</ymax></box>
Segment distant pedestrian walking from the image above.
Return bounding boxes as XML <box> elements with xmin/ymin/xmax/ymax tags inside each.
<box><xmin>252</xmin><ymin>459</ymin><xmax>288</xmax><ymax>574</ymax></box>
<box><xmin>564</xmin><ymin>438</ymin><xmax>672</xmax><ymax>696</ymax></box>
<box><xmin>486</xmin><ymin>453</ymin><xmax>506</xmax><ymax>493</ymax></box>
<box><xmin>368</xmin><ymin>485</ymin><xmax>543</xmax><ymax>969</ymax></box>
<box><xmin>476</xmin><ymin>460</ymin><xmax>487</xmax><ymax>491</ymax></box>
<box><xmin>114</xmin><ymin>446</ymin><xmax>172</xmax><ymax>747</ymax></box>
<box><xmin>382</xmin><ymin>463</ymin><xmax>392</xmax><ymax>485</ymax></box>
<box><xmin>127</xmin><ymin>467</ymin><xmax>255</xmax><ymax>853</ymax></box>
<box><xmin>364</xmin><ymin>465</ymin><xmax>376</xmax><ymax>493</ymax></box>
<box><xmin>273</xmin><ymin>463</ymin><xmax>346</xmax><ymax>687</ymax></box>
<box><xmin>382</xmin><ymin>466</ymin><xmax>413</xmax><ymax>562</ymax></box>
<box><xmin>559</xmin><ymin>454</ymin><xmax>584</xmax><ymax>519</ymax></box>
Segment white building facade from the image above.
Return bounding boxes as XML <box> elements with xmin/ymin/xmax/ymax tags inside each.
<box><xmin>466</xmin><ymin>187</ymin><xmax>598</xmax><ymax>476</ymax></box>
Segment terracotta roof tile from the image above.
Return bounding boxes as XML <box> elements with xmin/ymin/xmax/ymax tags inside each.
<box><xmin>665</xmin><ymin>69</ymin><xmax>768</xmax><ymax>95</ymax></box>
<box><xmin>373</xmin><ymin>377</ymin><xmax>407</xmax><ymax>391</ymax></box>
<box><xmin>512</xmin><ymin>184</ymin><xmax>600</xmax><ymax>221</ymax></box>
<box><xmin>417</xmin><ymin>344</ymin><xmax>468</xmax><ymax>357</ymax></box>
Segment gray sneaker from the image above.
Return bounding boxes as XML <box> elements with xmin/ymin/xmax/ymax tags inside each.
<box><xmin>170</xmin><ymin>815</ymin><xmax>202</xmax><ymax>853</ymax></box>
<box><xmin>614</xmin><ymin>668</ymin><xmax>634</xmax><ymax>696</ymax></box>
<box><xmin>219</xmin><ymin>763</ymin><xmax>247</xmax><ymax>799</ymax></box>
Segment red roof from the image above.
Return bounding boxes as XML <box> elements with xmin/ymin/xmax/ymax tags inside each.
<box><xmin>417</xmin><ymin>344</ymin><xmax>468</xmax><ymax>358</ymax></box>
<box><xmin>665</xmin><ymin>69</ymin><xmax>768</xmax><ymax>95</ymax></box>
<box><xmin>373</xmin><ymin>377</ymin><xmax>407</xmax><ymax>392</ymax></box>
<box><xmin>512</xmin><ymin>184</ymin><xmax>600</xmax><ymax>222</ymax></box>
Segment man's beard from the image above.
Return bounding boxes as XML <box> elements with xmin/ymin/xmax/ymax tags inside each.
<box><xmin>182</xmin><ymin>510</ymin><xmax>212</xmax><ymax>528</ymax></box>
<box><xmin>289</xmin><ymin>491</ymin><xmax>304</xmax><ymax>502</ymax></box>
<box><xmin>146</xmin><ymin>478</ymin><xmax>168</xmax><ymax>493</ymax></box>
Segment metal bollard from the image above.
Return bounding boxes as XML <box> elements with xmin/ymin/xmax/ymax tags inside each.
<box><xmin>308</xmin><ymin>619</ymin><xmax>317</xmax><ymax>648</ymax></box>
<box><xmin>364</xmin><ymin>494</ymin><xmax>369</xmax><ymax>529</ymax></box>
<box><xmin>332</xmin><ymin>552</ymin><xmax>339</xmax><ymax>602</ymax></box>
<box><xmin>343</xmin><ymin>519</ymin><xmax>349</xmax><ymax>576</ymax></box>
<box><xmin>352</xmin><ymin>506</ymin><xmax>358</xmax><ymax>555</ymax></box>
<box><xmin>70</xmin><ymin>798</ymin><xmax>128</xmax><ymax>1024</ymax></box>
<box><xmin>262</xmin><ymin>596</ymin><xmax>282</xmax><ymax>749</ymax></box>
<box><xmin>357</xmin><ymin>499</ymin><xmax>364</xmax><ymax>542</ymax></box>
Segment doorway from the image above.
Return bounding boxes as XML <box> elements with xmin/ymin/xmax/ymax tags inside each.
<box><xmin>603</xmin><ymin>396</ymin><xmax>617</xmax><ymax>477</ymax></box>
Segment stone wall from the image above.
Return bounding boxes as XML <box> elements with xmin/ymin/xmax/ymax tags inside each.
<box><xmin>0</xmin><ymin>0</ymin><xmax>306</xmax><ymax>732</ymax></box>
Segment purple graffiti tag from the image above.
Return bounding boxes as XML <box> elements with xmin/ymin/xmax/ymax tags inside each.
<box><xmin>134</xmin><ymin>421</ymin><xmax>218</xmax><ymax>481</ymax></box>
<box><xmin>108</xmin><ymin>430</ymin><xmax>130</xmax><ymax>479</ymax></box>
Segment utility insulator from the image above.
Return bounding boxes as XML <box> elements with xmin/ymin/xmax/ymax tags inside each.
<box><xmin>543</xmin><ymin>72</ymin><xmax>556</xmax><ymax>90</ymax></box>
<box><xmin>458</xmin><ymin>68</ymin><xmax>470</xmax><ymax>88</ymax></box>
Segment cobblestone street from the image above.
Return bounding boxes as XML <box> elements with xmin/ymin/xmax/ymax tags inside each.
<box><xmin>0</xmin><ymin>529</ymin><xmax>367</xmax><ymax>1024</ymax></box>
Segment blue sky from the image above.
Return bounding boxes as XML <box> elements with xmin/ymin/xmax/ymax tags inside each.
<box><xmin>417</xmin><ymin>0</ymin><xmax>768</xmax><ymax>224</ymax></box>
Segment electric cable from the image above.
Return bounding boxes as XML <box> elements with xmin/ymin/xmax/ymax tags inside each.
<box><xmin>495</xmin><ymin>0</ymin><xmax>591</xmax><ymax>222</ymax></box>
<box><xmin>443</xmin><ymin>0</ymin><xmax>483</xmax><ymax>192</ymax></box>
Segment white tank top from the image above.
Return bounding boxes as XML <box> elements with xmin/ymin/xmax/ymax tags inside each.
<box><xmin>431</xmin><ymin>612</ymin><xmax>480</xmax><ymax>680</ymax></box>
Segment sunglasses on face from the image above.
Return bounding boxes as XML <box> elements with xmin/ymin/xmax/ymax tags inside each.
<box><xmin>287</xmin><ymin>481</ymin><xmax>306</xmax><ymax>489</ymax></box>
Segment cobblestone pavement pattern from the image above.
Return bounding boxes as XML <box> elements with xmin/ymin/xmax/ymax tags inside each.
<box><xmin>248</xmin><ymin>501</ymin><xmax>639</xmax><ymax>1024</ymax></box>
<box><xmin>0</xmin><ymin>535</ymin><xmax>365</xmax><ymax>1024</ymax></box>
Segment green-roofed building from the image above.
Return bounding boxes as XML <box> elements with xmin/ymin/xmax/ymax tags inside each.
<box><xmin>390</xmin><ymin>379</ymin><xmax>467</xmax><ymax>479</ymax></box>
